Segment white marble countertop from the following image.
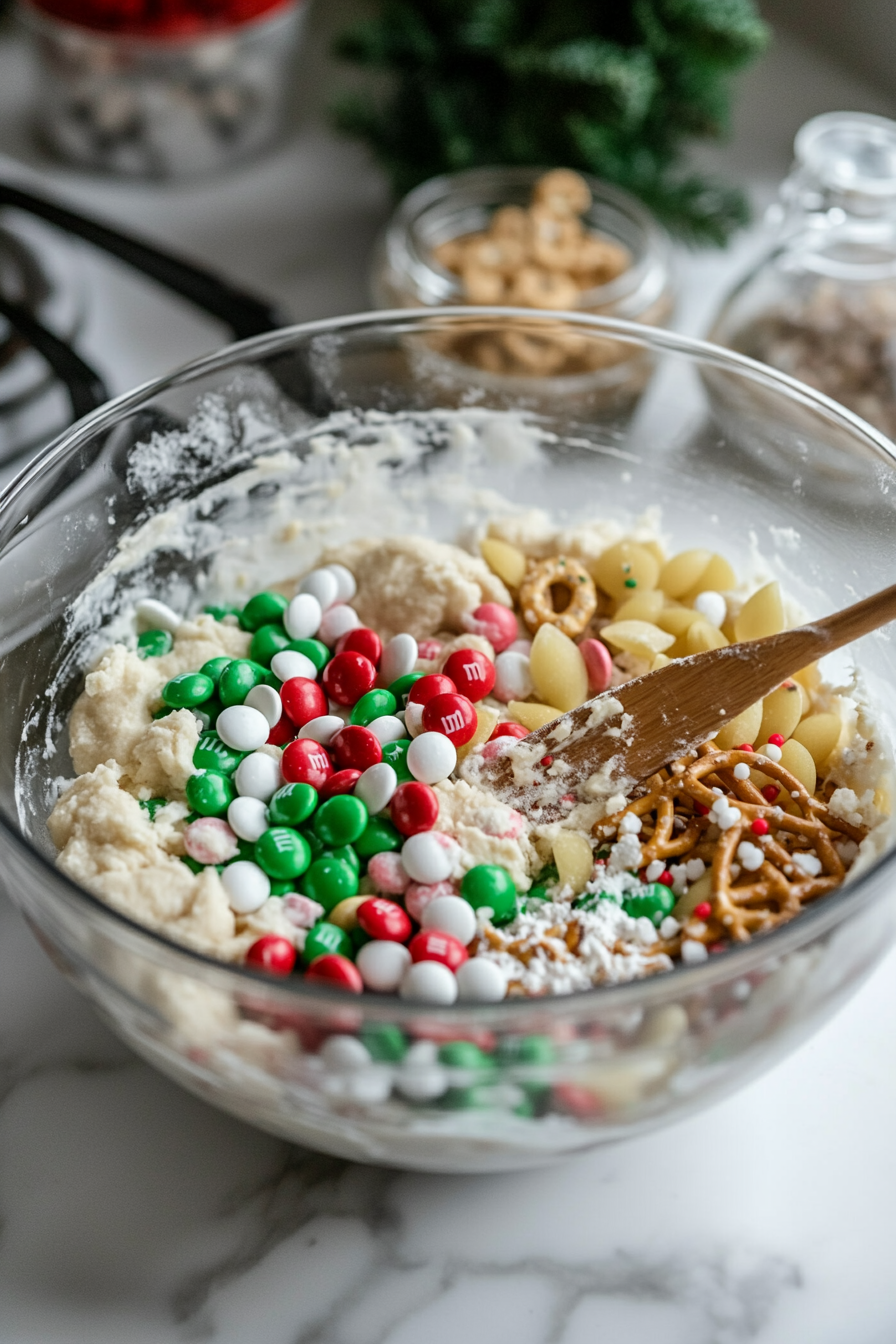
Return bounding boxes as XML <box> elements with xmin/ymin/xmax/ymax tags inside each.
<box><xmin>1</xmin><ymin>10</ymin><xmax>896</xmax><ymax>1341</ymax></box>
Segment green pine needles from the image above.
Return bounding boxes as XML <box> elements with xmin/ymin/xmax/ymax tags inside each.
<box><xmin>332</xmin><ymin>0</ymin><xmax>770</xmax><ymax>244</ymax></box>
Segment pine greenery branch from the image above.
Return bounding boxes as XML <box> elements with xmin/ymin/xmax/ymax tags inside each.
<box><xmin>332</xmin><ymin>0</ymin><xmax>769</xmax><ymax>244</ymax></box>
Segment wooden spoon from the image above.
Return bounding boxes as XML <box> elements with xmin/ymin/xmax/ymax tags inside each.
<box><xmin>468</xmin><ymin>582</ymin><xmax>896</xmax><ymax>817</ymax></box>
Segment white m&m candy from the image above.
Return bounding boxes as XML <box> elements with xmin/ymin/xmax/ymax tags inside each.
<box><xmin>284</xmin><ymin>593</ymin><xmax>322</xmax><ymax>641</ymax></box>
<box><xmin>407</xmin><ymin>731</ymin><xmax>457</xmax><ymax>785</ymax></box>
<box><xmin>299</xmin><ymin>568</ymin><xmax>339</xmax><ymax>611</ymax></box>
<box><xmin>399</xmin><ymin>960</ymin><xmax>458</xmax><ymax>1005</ymax></box>
<box><xmin>355</xmin><ymin>762</ymin><xmax>398</xmax><ymax>815</ymax></box>
<box><xmin>421</xmin><ymin>894</ymin><xmax>477</xmax><ymax>945</ymax></box>
<box><xmin>216</xmin><ymin>705</ymin><xmax>270</xmax><ymax>752</ymax></box>
<box><xmin>318</xmin><ymin>604</ymin><xmax>361</xmax><ymax>646</ymax></box>
<box><xmin>271</xmin><ymin>649</ymin><xmax>318</xmax><ymax>682</ymax></box>
<box><xmin>356</xmin><ymin>940</ymin><xmax>412</xmax><ymax>993</ymax></box>
<box><xmin>379</xmin><ymin>633</ymin><xmax>417</xmax><ymax>684</ymax></box>
<box><xmin>221</xmin><ymin>861</ymin><xmax>270</xmax><ymax>914</ymax></box>
<box><xmin>455</xmin><ymin>958</ymin><xmax>507</xmax><ymax>1002</ymax></box>
<box><xmin>401</xmin><ymin>831</ymin><xmax>455</xmax><ymax>884</ymax></box>
<box><xmin>234</xmin><ymin>751</ymin><xmax>282</xmax><ymax>801</ymax></box>
<box><xmin>244</xmin><ymin>683</ymin><xmax>282</xmax><ymax>728</ymax></box>
<box><xmin>325</xmin><ymin>564</ymin><xmax>357</xmax><ymax>603</ymax></box>
<box><xmin>227</xmin><ymin>795</ymin><xmax>269</xmax><ymax>843</ymax></box>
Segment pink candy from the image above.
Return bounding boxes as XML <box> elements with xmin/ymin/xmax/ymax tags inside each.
<box><xmin>367</xmin><ymin>850</ymin><xmax>409</xmax><ymax>894</ymax></box>
<box><xmin>417</xmin><ymin>638</ymin><xmax>443</xmax><ymax>661</ymax></box>
<box><xmin>183</xmin><ymin>817</ymin><xmax>238</xmax><ymax>865</ymax></box>
<box><xmin>283</xmin><ymin>894</ymin><xmax>325</xmax><ymax>928</ymax></box>
<box><xmin>579</xmin><ymin>638</ymin><xmax>614</xmax><ymax>694</ymax></box>
<box><xmin>405</xmin><ymin>879</ymin><xmax>456</xmax><ymax>923</ymax></box>
<box><xmin>461</xmin><ymin>602</ymin><xmax>518</xmax><ymax>652</ymax></box>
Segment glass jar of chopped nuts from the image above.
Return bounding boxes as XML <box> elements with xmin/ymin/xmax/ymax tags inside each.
<box><xmin>709</xmin><ymin>112</ymin><xmax>896</xmax><ymax>441</ymax></box>
<box><xmin>371</xmin><ymin>166</ymin><xmax>675</xmax><ymax>380</ymax></box>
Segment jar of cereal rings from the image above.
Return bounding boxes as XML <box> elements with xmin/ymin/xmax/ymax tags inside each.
<box><xmin>371</xmin><ymin>166</ymin><xmax>675</xmax><ymax>382</ymax></box>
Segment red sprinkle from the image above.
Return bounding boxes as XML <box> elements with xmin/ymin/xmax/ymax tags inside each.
<box><xmin>657</xmin><ymin>870</ymin><xmax>674</xmax><ymax>887</ymax></box>
<box><xmin>693</xmin><ymin>901</ymin><xmax>712</xmax><ymax>920</ymax></box>
<box><xmin>244</xmin><ymin>935</ymin><xmax>296</xmax><ymax>977</ymax></box>
<box><xmin>695</xmin><ymin>802</ymin><xmax>710</xmax><ymax>816</ymax></box>
<box><xmin>761</xmin><ymin>784</ymin><xmax>780</xmax><ymax>803</ymax></box>
<box><xmin>768</xmin><ymin>733</ymin><xmax>786</xmax><ymax>747</ymax></box>
<box><xmin>541</xmin><ymin>755</ymin><xmax>554</xmax><ymax>768</ymax></box>
<box><xmin>751</xmin><ymin>817</ymin><xmax>770</xmax><ymax>836</ymax></box>
<box><xmin>735</xmin><ymin>743</ymin><xmax>754</xmax><ymax>752</ymax></box>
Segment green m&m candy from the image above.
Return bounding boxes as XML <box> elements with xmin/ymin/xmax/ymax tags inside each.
<box><xmin>623</xmin><ymin>883</ymin><xmax>675</xmax><ymax>927</ymax></box>
<box><xmin>199</xmin><ymin>656</ymin><xmax>232</xmax><ymax>686</ymax></box>
<box><xmin>162</xmin><ymin>671</ymin><xmax>215</xmax><ymax>708</ymax></box>
<box><xmin>354</xmin><ymin>816</ymin><xmax>402</xmax><ymax>858</ymax></box>
<box><xmin>250</xmin><ymin>623</ymin><xmax>291</xmax><ymax>667</ymax></box>
<box><xmin>361</xmin><ymin>1022</ymin><xmax>407</xmax><ymax>1062</ymax></box>
<box><xmin>388</xmin><ymin>673</ymin><xmax>423</xmax><ymax>708</ymax></box>
<box><xmin>268</xmin><ymin>782</ymin><xmax>318</xmax><ymax>827</ymax></box>
<box><xmin>219</xmin><ymin>659</ymin><xmax>267</xmax><ymax>707</ymax></box>
<box><xmin>203</xmin><ymin>603</ymin><xmax>241</xmax><ymax>621</ymax></box>
<box><xmin>185</xmin><ymin>770</ymin><xmax>235</xmax><ymax>817</ymax></box>
<box><xmin>193</xmin><ymin>731</ymin><xmax>244</xmax><ymax>775</ymax></box>
<box><xmin>137</xmin><ymin>629</ymin><xmax>173</xmax><ymax>659</ymax></box>
<box><xmin>301</xmin><ymin>827</ymin><xmax>325</xmax><ymax>860</ymax></box>
<box><xmin>461</xmin><ymin>864</ymin><xmax>518</xmax><ymax>926</ymax></box>
<box><xmin>497</xmin><ymin>1034</ymin><xmax>556</xmax><ymax>1066</ymax></box>
<box><xmin>302</xmin><ymin>855</ymin><xmax>358</xmax><ymax>911</ymax></box>
<box><xmin>239</xmin><ymin>591</ymin><xmax>289</xmax><ymax>632</ymax></box>
<box><xmin>328</xmin><ymin>844</ymin><xmax>361</xmax><ymax>877</ymax></box>
<box><xmin>254</xmin><ymin>827</ymin><xmax>311</xmax><ymax>880</ymax></box>
<box><xmin>350</xmin><ymin>688</ymin><xmax>397</xmax><ymax>726</ymax></box>
<box><xmin>438</xmin><ymin>1040</ymin><xmax>493</xmax><ymax>1070</ymax></box>
<box><xmin>288</xmin><ymin>638</ymin><xmax>329</xmax><ymax>672</ymax></box>
<box><xmin>381</xmin><ymin>738</ymin><xmax>413</xmax><ymax>782</ymax></box>
<box><xmin>302</xmin><ymin>921</ymin><xmax>353</xmax><ymax>965</ymax></box>
<box><xmin>314</xmin><ymin>795</ymin><xmax>368</xmax><ymax>847</ymax></box>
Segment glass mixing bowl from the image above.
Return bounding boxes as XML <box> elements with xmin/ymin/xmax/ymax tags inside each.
<box><xmin>1</xmin><ymin>309</ymin><xmax>895</xmax><ymax>1174</ymax></box>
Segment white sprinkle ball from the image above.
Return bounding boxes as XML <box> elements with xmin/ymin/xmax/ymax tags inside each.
<box><xmin>356</xmin><ymin>939</ymin><xmax>412</xmax><ymax>992</ymax></box>
<box><xmin>399</xmin><ymin>960</ymin><xmax>458</xmax><ymax>1004</ymax></box>
<box><xmin>227</xmin><ymin>795</ymin><xmax>269</xmax><ymax>843</ymax></box>
<box><xmin>136</xmin><ymin>598</ymin><xmax>182</xmax><ymax>633</ymax></box>
<box><xmin>694</xmin><ymin>590</ymin><xmax>727</xmax><ymax>628</ymax></box>
<box><xmin>283</xmin><ymin>592</ymin><xmax>322</xmax><ymax>641</ymax></box>
<box><xmin>716</xmin><ymin>806</ymin><xmax>741</xmax><ymax>831</ymax></box>
<box><xmin>271</xmin><ymin>649</ymin><xmax>317</xmax><ymax>682</ymax></box>
<box><xmin>234</xmin><ymin>751</ymin><xmax>282</xmax><ymax>801</ymax></box>
<box><xmin>659</xmin><ymin>915</ymin><xmax>681</xmax><ymax>939</ymax></box>
<box><xmin>220</xmin><ymin>860</ymin><xmax>270</xmax><ymax>913</ymax></box>
<box><xmin>298</xmin><ymin>568</ymin><xmax>339</xmax><ymax>611</ymax></box>
<box><xmin>455</xmin><ymin>957</ymin><xmax>508</xmax><ymax>1002</ymax></box>
<box><xmin>733</xmin><ymin>762</ymin><xmax>751</xmax><ymax>781</ymax></box>
<box><xmin>216</xmin><ymin>705</ymin><xmax>270</xmax><ymax>752</ymax></box>
<box><xmin>379</xmin><ymin>632</ymin><xmax>418</xmax><ymax>684</ymax></box>
<box><xmin>619</xmin><ymin>812</ymin><xmax>642</xmax><ymax>835</ymax></box>
<box><xmin>422</xmin><ymin>894</ymin><xmax>477</xmax><ymax>945</ymax></box>
<box><xmin>318</xmin><ymin>603</ymin><xmax>361</xmax><ymax>646</ymax></box>
<box><xmin>792</xmin><ymin>851</ymin><xmax>822</xmax><ymax>876</ymax></box>
<box><xmin>736</xmin><ymin>841</ymin><xmax>765</xmax><ymax>871</ymax></box>
<box><xmin>355</xmin><ymin>762</ymin><xmax>398</xmax><ymax>815</ymax></box>
<box><xmin>244</xmin><ymin>683</ymin><xmax>282</xmax><ymax>728</ymax></box>
<box><xmin>325</xmin><ymin>564</ymin><xmax>357</xmax><ymax>604</ymax></box>
<box><xmin>401</xmin><ymin>831</ymin><xmax>454</xmax><ymax>883</ymax></box>
<box><xmin>493</xmin><ymin>650</ymin><xmax>533</xmax><ymax>703</ymax></box>
<box><xmin>681</xmin><ymin>938</ymin><xmax>709</xmax><ymax>965</ymax></box>
<box><xmin>685</xmin><ymin>857</ymin><xmax>706</xmax><ymax>881</ymax></box>
<box><xmin>319</xmin><ymin>1034</ymin><xmax>372</xmax><ymax>1069</ymax></box>
<box><xmin>395</xmin><ymin>1058</ymin><xmax>449</xmax><ymax>1101</ymax></box>
<box><xmin>644</xmin><ymin>859</ymin><xmax>665</xmax><ymax>882</ymax></box>
<box><xmin>367</xmin><ymin>714</ymin><xmax>406</xmax><ymax>745</ymax></box>
<box><xmin>761</xmin><ymin>743</ymin><xmax>783</xmax><ymax>763</ymax></box>
<box><xmin>407</xmin><ymin>731</ymin><xmax>457</xmax><ymax>785</ymax></box>
<box><xmin>298</xmin><ymin>714</ymin><xmax>345</xmax><ymax>745</ymax></box>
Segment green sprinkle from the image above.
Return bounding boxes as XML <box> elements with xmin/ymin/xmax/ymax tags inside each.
<box><xmin>624</xmin><ymin>578</ymin><xmax>638</xmax><ymax>589</ymax></box>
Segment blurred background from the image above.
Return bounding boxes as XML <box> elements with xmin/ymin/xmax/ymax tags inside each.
<box><xmin>2</xmin><ymin>0</ymin><xmax>896</xmax><ymax>464</ymax></box>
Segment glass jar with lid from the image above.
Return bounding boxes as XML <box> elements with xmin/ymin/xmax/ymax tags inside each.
<box><xmin>370</xmin><ymin>166</ymin><xmax>675</xmax><ymax>383</ymax></box>
<box><xmin>708</xmin><ymin>112</ymin><xmax>896</xmax><ymax>439</ymax></box>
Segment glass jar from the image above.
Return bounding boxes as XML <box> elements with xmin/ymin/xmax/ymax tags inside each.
<box><xmin>371</xmin><ymin>166</ymin><xmax>675</xmax><ymax>382</ymax></box>
<box><xmin>708</xmin><ymin>112</ymin><xmax>896</xmax><ymax>440</ymax></box>
<box><xmin>20</xmin><ymin>0</ymin><xmax>306</xmax><ymax>179</ymax></box>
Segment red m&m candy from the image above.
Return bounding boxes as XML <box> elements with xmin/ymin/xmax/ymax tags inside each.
<box><xmin>408</xmin><ymin>929</ymin><xmax>469</xmax><ymax>971</ymax></box>
<box><xmin>280</xmin><ymin>677</ymin><xmax>327</xmax><ymax>728</ymax></box>
<box><xmin>489</xmin><ymin>722</ymin><xmax>529</xmax><ymax>740</ymax></box>
<box><xmin>442</xmin><ymin>649</ymin><xmax>495</xmax><ymax>701</ymax></box>
<box><xmin>244</xmin><ymin>935</ymin><xmax>296</xmax><ymax>976</ymax></box>
<box><xmin>267</xmin><ymin>716</ymin><xmax>296</xmax><ymax>747</ymax></box>
<box><xmin>281</xmin><ymin>738</ymin><xmax>334</xmax><ymax>789</ymax></box>
<box><xmin>322</xmin><ymin>652</ymin><xmax>377</xmax><ymax>706</ymax></box>
<box><xmin>407</xmin><ymin>673</ymin><xmax>456</xmax><ymax>706</ymax></box>
<box><xmin>357</xmin><ymin>897</ymin><xmax>412</xmax><ymax>943</ymax></box>
<box><xmin>336</xmin><ymin>627</ymin><xmax>383</xmax><ymax>666</ymax></box>
<box><xmin>422</xmin><ymin>692</ymin><xmax>477</xmax><ymax>746</ymax></box>
<box><xmin>390</xmin><ymin>781</ymin><xmax>439</xmax><ymax>836</ymax></box>
<box><xmin>462</xmin><ymin>602</ymin><xmax>517</xmax><ymax>652</ymax></box>
<box><xmin>331</xmin><ymin>725</ymin><xmax>382</xmax><ymax>771</ymax></box>
<box><xmin>319</xmin><ymin>768</ymin><xmax>362</xmax><ymax>801</ymax></box>
<box><xmin>304</xmin><ymin>953</ymin><xmax>364</xmax><ymax>993</ymax></box>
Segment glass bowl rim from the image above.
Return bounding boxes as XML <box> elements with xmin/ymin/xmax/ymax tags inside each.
<box><xmin>4</xmin><ymin>304</ymin><xmax>896</xmax><ymax>1020</ymax></box>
